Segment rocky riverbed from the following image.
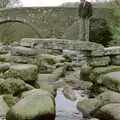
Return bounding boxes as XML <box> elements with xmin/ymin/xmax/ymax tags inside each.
<box><xmin>0</xmin><ymin>39</ymin><xmax>120</xmax><ymax>120</ymax></box>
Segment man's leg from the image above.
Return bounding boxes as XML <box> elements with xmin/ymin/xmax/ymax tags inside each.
<box><xmin>84</xmin><ymin>18</ymin><xmax>90</xmax><ymax>41</ymax></box>
<box><xmin>79</xmin><ymin>18</ymin><xmax>85</xmax><ymax>41</ymax></box>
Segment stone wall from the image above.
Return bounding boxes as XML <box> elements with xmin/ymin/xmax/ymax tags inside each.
<box><xmin>0</xmin><ymin>7</ymin><xmax>114</xmax><ymax>42</ymax></box>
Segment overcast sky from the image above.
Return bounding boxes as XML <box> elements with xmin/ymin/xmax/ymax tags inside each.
<box><xmin>20</xmin><ymin>0</ymin><xmax>108</xmax><ymax>7</ymax></box>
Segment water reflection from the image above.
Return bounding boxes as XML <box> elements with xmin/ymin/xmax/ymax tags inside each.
<box><xmin>55</xmin><ymin>88</ymin><xmax>88</xmax><ymax>120</ymax></box>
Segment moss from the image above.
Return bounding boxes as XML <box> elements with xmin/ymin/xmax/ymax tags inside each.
<box><xmin>3</xmin><ymin>95</ymin><xmax>19</xmax><ymax>107</ymax></box>
<box><xmin>0</xmin><ymin>78</ymin><xmax>28</xmax><ymax>95</ymax></box>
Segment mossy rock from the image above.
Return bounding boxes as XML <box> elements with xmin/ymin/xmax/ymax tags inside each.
<box><xmin>94</xmin><ymin>103</ymin><xmax>120</xmax><ymax>120</ymax></box>
<box><xmin>77</xmin><ymin>98</ymin><xmax>101</xmax><ymax>118</ymax></box>
<box><xmin>89</xmin><ymin>66</ymin><xmax>120</xmax><ymax>82</ymax></box>
<box><xmin>3</xmin><ymin>95</ymin><xmax>19</xmax><ymax>107</ymax></box>
<box><xmin>4</xmin><ymin>64</ymin><xmax>38</xmax><ymax>82</ymax></box>
<box><xmin>0</xmin><ymin>78</ymin><xmax>31</xmax><ymax>95</ymax></box>
<box><xmin>6</xmin><ymin>93</ymin><xmax>55</xmax><ymax>120</ymax></box>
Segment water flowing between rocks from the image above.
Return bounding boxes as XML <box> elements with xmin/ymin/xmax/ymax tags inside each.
<box><xmin>55</xmin><ymin>88</ymin><xmax>88</xmax><ymax>120</ymax></box>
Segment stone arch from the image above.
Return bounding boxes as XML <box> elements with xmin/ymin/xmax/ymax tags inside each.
<box><xmin>0</xmin><ymin>19</ymin><xmax>41</xmax><ymax>41</ymax></box>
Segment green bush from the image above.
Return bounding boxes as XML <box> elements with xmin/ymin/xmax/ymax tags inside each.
<box><xmin>90</xmin><ymin>18</ymin><xmax>113</xmax><ymax>47</ymax></box>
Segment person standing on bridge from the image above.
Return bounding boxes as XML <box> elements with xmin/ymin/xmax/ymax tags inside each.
<box><xmin>78</xmin><ymin>0</ymin><xmax>93</xmax><ymax>41</ymax></box>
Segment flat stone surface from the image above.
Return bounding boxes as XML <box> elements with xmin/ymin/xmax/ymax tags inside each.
<box><xmin>20</xmin><ymin>38</ymin><xmax>39</xmax><ymax>48</ymax></box>
<box><xmin>0</xmin><ymin>62</ymin><xmax>10</xmax><ymax>72</ymax></box>
<box><xmin>0</xmin><ymin>54</ymin><xmax>11</xmax><ymax>62</ymax></box>
<box><xmin>22</xmin><ymin>38</ymin><xmax>104</xmax><ymax>51</ymax></box>
<box><xmin>91</xmin><ymin>49</ymin><xmax>105</xmax><ymax>57</ymax></box>
<box><xmin>0</xmin><ymin>46</ymin><xmax>9</xmax><ymax>54</ymax></box>
<box><xmin>11</xmin><ymin>46</ymin><xmax>37</xmax><ymax>56</ymax></box>
<box><xmin>5</xmin><ymin>64</ymin><xmax>38</xmax><ymax>82</ymax></box>
<box><xmin>94</xmin><ymin>103</ymin><xmax>120</xmax><ymax>120</ymax></box>
<box><xmin>89</xmin><ymin>56</ymin><xmax>111</xmax><ymax>67</ymax></box>
<box><xmin>111</xmin><ymin>55</ymin><xmax>120</xmax><ymax>65</ymax></box>
<box><xmin>89</xmin><ymin>66</ymin><xmax>120</xmax><ymax>81</ymax></box>
<box><xmin>98</xmin><ymin>72</ymin><xmax>120</xmax><ymax>92</ymax></box>
<box><xmin>104</xmin><ymin>47</ymin><xmax>120</xmax><ymax>55</ymax></box>
<box><xmin>11</xmin><ymin>56</ymin><xmax>37</xmax><ymax>64</ymax></box>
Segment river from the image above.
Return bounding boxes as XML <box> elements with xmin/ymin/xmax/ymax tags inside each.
<box><xmin>55</xmin><ymin>88</ymin><xmax>88</xmax><ymax>120</ymax></box>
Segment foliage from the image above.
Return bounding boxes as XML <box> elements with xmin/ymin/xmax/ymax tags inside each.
<box><xmin>0</xmin><ymin>0</ymin><xmax>22</xmax><ymax>8</ymax></box>
<box><xmin>109</xmin><ymin>8</ymin><xmax>120</xmax><ymax>46</ymax></box>
<box><xmin>90</xmin><ymin>18</ymin><xmax>113</xmax><ymax>47</ymax></box>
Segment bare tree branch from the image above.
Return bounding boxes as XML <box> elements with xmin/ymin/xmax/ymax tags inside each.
<box><xmin>0</xmin><ymin>0</ymin><xmax>22</xmax><ymax>8</ymax></box>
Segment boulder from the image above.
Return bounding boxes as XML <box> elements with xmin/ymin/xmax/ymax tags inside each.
<box><xmin>4</xmin><ymin>64</ymin><xmax>38</xmax><ymax>82</ymax></box>
<box><xmin>89</xmin><ymin>56</ymin><xmax>111</xmax><ymax>67</ymax></box>
<box><xmin>0</xmin><ymin>78</ymin><xmax>31</xmax><ymax>95</ymax></box>
<box><xmin>0</xmin><ymin>45</ymin><xmax>9</xmax><ymax>54</ymax></box>
<box><xmin>20</xmin><ymin>38</ymin><xmax>39</xmax><ymax>48</ymax></box>
<box><xmin>91</xmin><ymin>49</ymin><xmax>105</xmax><ymax>57</ymax></box>
<box><xmin>94</xmin><ymin>103</ymin><xmax>120</xmax><ymax>120</ymax></box>
<box><xmin>37</xmin><ymin>60</ymin><xmax>55</xmax><ymax>73</ymax></box>
<box><xmin>111</xmin><ymin>55</ymin><xmax>120</xmax><ymax>65</ymax></box>
<box><xmin>37</xmin><ymin>54</ymin><xmax>65</xmax><ymax>65</ymax></box>
<box><xmin>77</xmin><ymin>98</ymin><xmax>101</xmax><ymax>118</ymax></box>
<box><xmin>0</xmin><ymin>62</ymin><xmax>10</xmax><ymax>72</ymax></box>
<box><xmin>21</xmin><ymin>89</ymin><xmax>51</xmax><ymax>98</ymax></box>
<box><xmin>11</xmin><ymin>46</ymin><xmax>37</xmax><ymax>56</ymax></box>
<box><xmin>89</xmin><ymin>118</ymin><xmax>99</xmax><ymax>120</ymax></box>
<box><xmin>62</xmin><ymin>86</ymin><xmax>77</xmax><ymax>101</ymax></box>
<box><xmin>6</xmin><ymin>91</ymin><xmax>55</xmax><ymax>120</ymax></box>
<box><xmin>64</xmin><ymin>69</ymin><xmax>92</xmax><ymax>90</ymax></box>
<box><xmin>104</xmin><ymin>46</ymin><xmax>120</xmax><ymax>55</ymax></box>
<box><xmin>0</xmin><ymin>96</ymin><xmax>9</xmax><ymax>119</ymax></box>
<box><xmin>0</xmin><ymin>54</ymin><xmax>11</xmax><ymax>62</ymax></box>
<box><xmin>37</xmin><ymin>66</ymin><xmax>65</xmax><ymax>85</ymax></box>
<box><xmin>96</xmin><ymin>91</ymin><xmax>120</xmax><ymax>105</ymax></box>
<box><xmin>80</xmin><ymin>63</ymin><xmax>93</xmax><ymax>81</ymax></box>
<box><xmin>89</xmin><ymin>66</ymin><xmax>120</xmax><ymax>82</ymax></box>
<box><xmin>11</xmin><ymin>56</ymin><xmax>37</xmax><ymax>64</ymax></box>
<box><xmin>98</xmin><ymin>72</ymin><xmax>120</xmax><ymax>92</ymax></box>
<box><xmin>38</xmin><ymin>83</ymin><xmax>57</xmax><ymax>97</ymax></box>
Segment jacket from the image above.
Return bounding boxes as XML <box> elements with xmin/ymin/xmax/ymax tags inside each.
<box><xmin>78</xmin><ymin>1</ymin><xmax>93</xmax><ymax>18</ymax></box>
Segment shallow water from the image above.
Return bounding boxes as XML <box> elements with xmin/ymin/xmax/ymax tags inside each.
<box><xmin>55</xmin><ymin>88</ymin><xmax>88</xmax><ymax>120</ymax></box>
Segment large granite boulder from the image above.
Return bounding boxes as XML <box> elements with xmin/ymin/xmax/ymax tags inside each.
<box><xmin>89</xmin><ymin>66</ymin><xmax>120</xmax><ymax>82</ymax></box>
<box><xmin>62</xmin><ymin>86</ymin><xmax>77</xmax><ymax>101</ymax></box>
<box><xmin>37</xmin><ymin>60</ymin><xmax>55</xmax><ymax>73</ymax></box>
<box><xmin>37</xmin><ymin>54</ymin><xmax>65</xmax><ymax>64</ymax></box>
<box><xmin>0</xmin><ymin>54</ymin><xmax>11</xmax><ymax>62</ymax></box>
<box><xmin>0</xmin><ymin>62</ymin><xmax>10</xmax><ymax>72</ymax></box>
<box><xmin>94</xmin><ymin>103</ymin><xmax>120</xmax><ymax>120</ymax></box>
<box><xmin>111</xmin><ymin>55</ymin><xmax>120</xmax><ymax>65</ymax></box>
<box><xmin>104</xmin><ymin>46</ymin><xmax>120</xmax><ymax>55</ymax></box>
<box><xmin>11</xmin><ymin>46</ymin><xmax>37</xmax><ymax>56</ymax></box>
<box><xmin>11</xmin><ymin>56</ymin><xmax>37</xmax><ymax>64</ymax></box>
<box><xmin>64</xmin><ymin>69</ymin><xmax>92</xmax><ymax>90</ymax></box>
<box><xmin>4</xmin><ymin>64</ymin><xmax>38</xmax><ymax>82</ymax></box>
<box><xmin>96</xmin><ymin>91</ymin><xmax>120</xmax><ymax>105</ymax></box>
<box><xmin>77</xmin><ymin>98</ymin><xmax>101</xmax><ymax>118</ymax></box>
<box><xmin>97</xmin><ymin>72</ymin><xmax>120</xmax><ymax>92</ymax></box>
<box><xmin>89</xmin><ymin>56</ymin><xmax>111</xmax><ymax>67</ymax></box>
<box><xmin>21</xmin><ymin>89</ymin><xmax>52</xmax><ymax>98</ymax></box>
<box><xmin>20</xmin><ymin>38</ymin><xmax>39</xmax><ymax>48</ymax></box>
<box><xmin>80</xmin><ymin>63</ymin><xmax>93</xmax><ymax>81</ymax></box>
<box><xmin>0</xmin><ymin>45</ymin><xmax>9</xmax><ymax>54</ymax></box>
<box><xmin>6</xmin><ymin>90</ymin><xmax>55</xmax><ymax>120</ymax></box>
<box><xmin>37</xmin><ymin>67</ymin><xmax>65</xmax><ymax>85</ymax></box>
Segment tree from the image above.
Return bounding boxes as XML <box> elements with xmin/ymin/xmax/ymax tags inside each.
<box><xmin>0</xmin><ymin>0</ymin><xmax>22</xmax><ymax>8</ymax></box>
